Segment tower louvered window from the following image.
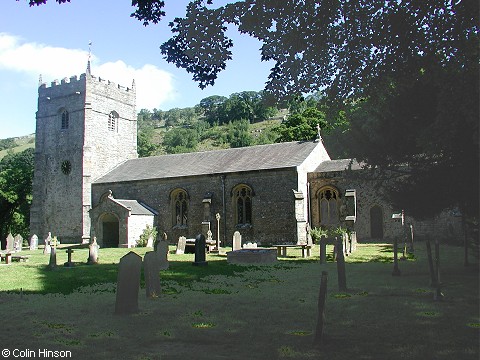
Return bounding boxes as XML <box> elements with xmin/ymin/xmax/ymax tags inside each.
<box><xmin>61</xmin><ymin>110</ymin><xmax>69</xmax><ymax>129</ymax></box>
<box><xmin>108</xmin><ymin>111</ymin><xmax>118</xmax><ymax>132</ymax></box>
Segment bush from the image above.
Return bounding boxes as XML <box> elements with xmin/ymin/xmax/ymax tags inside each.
<box><xmin>136</xmin><ymin>225</ymin><xmax>158</xmax><ymax>247</ymax></box>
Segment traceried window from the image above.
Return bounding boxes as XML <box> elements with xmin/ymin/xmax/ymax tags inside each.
<box><xmin>61</xmin><ymin>110</ymin><xmax>69</xmax><ymax>130</ymax></box>
<box><xmin>171</xmin><ymin>188</ymin><xmax>188</xmax><ymax>227</ymax></box>
<box><xmin>233</xmin><ymin>184</ymin><xmax>253</xmax><ymax>226</ymax></box>
<box><xmin>318</xmin><ymin>186</ymin><xmax>340</xmax><ymax>226</ymax></box>
<box><xmin>108</xmin><ymin>111</ymin><xmax>119</xmax><ymax>132</ymax></box>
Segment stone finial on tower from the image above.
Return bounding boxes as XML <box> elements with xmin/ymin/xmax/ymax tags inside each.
<box><xmin>86</xmin><ymin>40</ymin><xmax>92</xmax><ymax>76</ymax></box>
<box><xmin>132</xmin><ymin>79</ymin><xmax>136</xmax><ymax>91</ymax></box>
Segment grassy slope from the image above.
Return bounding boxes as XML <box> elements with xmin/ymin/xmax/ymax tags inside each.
<box><xmin>0</xmin><ymin>243</ymin><xmax>478</xmax><ymax>360</ymax></box>
<box><xmin>0</xmin><ymin>134</ymin><xmax>35</xmax><ymax>160</ymax></box>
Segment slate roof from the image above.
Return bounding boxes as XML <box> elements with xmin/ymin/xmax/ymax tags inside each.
<box><xmin>314</xmin><ymin>159</ymin><xmax>363</xmax><ymax>173</ymax></box>
<box><xmin>115</xmin><ymin>199</ymin><xmax>158</xmax><ymax>215</ymax></box>
<box><xmin>94</xmin><ymin>141</ymin><xmax>322</xmax><ymax>184</ymax></box>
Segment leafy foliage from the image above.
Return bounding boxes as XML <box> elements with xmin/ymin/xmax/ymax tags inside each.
<box><xmin>274</xmin><ymin>107</ymin><xmax>328</xmax><ymax>142</ymax></box>
<box><xmin>0</xmin><ymin>148</ymin><xmax>34</xmax><ymax>247</ymax></box>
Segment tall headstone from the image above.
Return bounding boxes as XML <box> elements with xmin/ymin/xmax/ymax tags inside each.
<box><xmin>14</xmin><ymin>234</ymin><xmax>23</xmax><ymax>252</ymax></box>
<box><xmin>115</xmin><ymin>252</ymin><xmax>142</xmax><ymax>314</ymax></box>
<box><xmin>233</xmin><ymin>231</ymin><xmax>242</xmax><ymax>251</ymax></box>
<box><xmin>43</xmin><ymin>232</ymin><xmax>52</xmax><ymax>255</ymax></box>
<box><xmin>335</xmin><ymin>237</ymin><xmax>347</xmax><ymax>292</ymax></box>
<box><xmin>193</xmin><ymin>234</ymin><xmax>208</xmax><ymax>266</ymax></box>
<box><xmin>29</xmin><ymin>234</ymin><xmax>38</xmax><ymax>250</ymax></box>
<box><xmin>48</xmin><ymin>246</ymin><xmax>57</xmax><ymax>269</ymax></box>
<box><xmin>144</xmin><ymin>251</ymin><xmax>162</xmax><ymax>298</ymax></box>
<box><xmin>155</xmin><ymin>235</ymin><xmax>169</xmax><ymax>270</ymax></box>
<box><xmin>5</xmin><ymin>233</ymin><xmax>14</xmax><ymax>252</ymax></box>
<box><xmin>87</xmin><ymin>237</ymin><xmax>99</xmax><ymax>264</ymax></box>
<box><xmin>176</xmin><ymin>236</ymin><xmax>187</xmax><ymax>255</ymax></box>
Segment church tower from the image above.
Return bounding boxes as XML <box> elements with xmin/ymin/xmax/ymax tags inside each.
<box><xmin>30</xmin><ymin>65</ymin><xmax>137</xmax><ymax>243</ymax></box>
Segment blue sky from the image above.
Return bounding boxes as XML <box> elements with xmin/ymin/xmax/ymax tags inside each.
<box><xmin>0</xmin><ymin>0</ymin><xmax>273</xmax><ymax>138</ymax></box>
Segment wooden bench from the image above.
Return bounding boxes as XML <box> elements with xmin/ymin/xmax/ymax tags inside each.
<box><xmin>273</xmin><ymin>244</ymin><xmax>312</xmax><ymax>258</ymax></box>
<box><xmin>0</xmin><ymin>253</ymin><xmax>29</xmax><ymax>264</ymax></box>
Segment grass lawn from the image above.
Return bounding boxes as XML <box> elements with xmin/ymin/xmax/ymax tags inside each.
<box><xmin>0</xmin><ymin>242</ymin><xmax>478</xmax><ymax>360</ymax></box>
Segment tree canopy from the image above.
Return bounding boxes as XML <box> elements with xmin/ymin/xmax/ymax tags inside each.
<box><xmin>22</xmin><ymin>0</ymin><xmax>480</xmax><ymax>219</ymax></box>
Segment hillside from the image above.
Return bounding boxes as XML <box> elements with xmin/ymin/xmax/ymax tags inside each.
<box><xmin>0</xmin><ymin>134</ymin><xmax>35</xmax><ymax>160</ymax></box>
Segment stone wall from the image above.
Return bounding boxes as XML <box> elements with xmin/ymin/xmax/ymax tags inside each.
<box><xmin>30</xmin><ymin>72</ymin><xmax>137</xmax><ymax>244</ymax></box>
<box><xmin>91</xmin><ymin>167</ymin><xmax>301</xmax><ymax>246</ymax></box>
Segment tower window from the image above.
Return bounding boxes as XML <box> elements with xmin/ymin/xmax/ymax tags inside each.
<box><xmin>108</xmin><ymin>111</ymin><xmax>119</xmax><ymax>132</ymax></box>
<box><xmin>61</xmin><ymin>110</ymin><xmax>69</xmax><ymax>130</ymax></box>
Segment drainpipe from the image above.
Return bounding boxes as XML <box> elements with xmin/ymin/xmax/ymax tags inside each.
<box><xmin>221</xmin><ymin>174</ymin><xmax>227</xmax><ymax>246</ymax></box>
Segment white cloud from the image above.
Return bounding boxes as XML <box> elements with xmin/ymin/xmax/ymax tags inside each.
<box><xmin>0</xmin><ymin>33</ymin><xmax>176</xmax><ymax>110</ymax></box>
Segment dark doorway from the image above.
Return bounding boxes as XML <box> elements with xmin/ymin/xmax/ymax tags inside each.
<box><xmin>102</xmin><ymin>213</ymin><xmax>119</xmax><ymax>248</ymax></box>
<box><xmin>370</xmin><ymin>205</ymin><xmax>384</xmax><ymax>239</ymax></box>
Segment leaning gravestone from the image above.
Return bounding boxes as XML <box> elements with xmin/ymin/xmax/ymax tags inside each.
<box><xmin>14</xmin><ymin>234</ymin><xmax>23</xmax><ymax>252</ymax></box>
<box><xmin>233</xmin><ymin>231</ymin><xmax>242</xmax><ymax>251</ymax></box>
<box><xmin>144</xmin><ymin>251</ymin><xmax>162</xmax><ymax>298</ymax></box>
<box><xmin>115</xmin><ymin>252</ymin><xmax>142</xmax><ymax>314</ymax></box>
<box><xmin>176</xmin><ymin>236</ymin><xmax>187</xmax><ymax>255</ymax></box>
<box><xmin>5</xmin><ymin>233</ymin><xmax>14</xmax><ymax>252</ymax></box>
<box><xmin>193</xmin><ymin>234</ymin><xmax>208</xmax><ymax>266</ymax></box>
<box><xmin>29</xmin><ymin>234</ymin><xmax>38</xmax><ymax>250</ymax></box>
<box><xmin>87</xmin><ymin>237</ymin><xmax>99</xmax><ymax>265</ymax></box>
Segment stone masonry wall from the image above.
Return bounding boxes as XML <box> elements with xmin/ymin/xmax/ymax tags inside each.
<box><xmin>91</xmin><ymin>167</ymin><xmax>301</xmax><ymax>246</ymax></box>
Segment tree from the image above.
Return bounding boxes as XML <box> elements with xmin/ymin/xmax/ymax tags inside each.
<box><xmin>162</xmin><ymin>127</ymin><xmax>199</xmax><ymax>153</ymax></box>
<box><xmin>0</xmin><ymin>148</ymin><xmax>34</xmax><ymax>248</ymax></box>
<box><xmin>26</xmin><ymin>0</ymin><xmax>479</xmax><ymax>219</ymax></box>
<box><xmin>227</xmin><ymin>119</ymin><xmax>252</xmax><ymax>148</ymax></box>
<box><xmin>275</xmin><ymin>107</ymin><xmax>329</xmax><ymax>143</ymax></box>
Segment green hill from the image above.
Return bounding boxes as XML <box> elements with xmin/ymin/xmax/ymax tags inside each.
<box><xmin>0</xmin><ymin>134</ymin><xmax>35</xmax><ymax>160</ymax></box>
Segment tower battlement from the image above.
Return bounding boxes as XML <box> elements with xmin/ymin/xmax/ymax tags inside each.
<box><xmin>39</xmin><ymin>73</ymin><xmax>135</xmax><ymax>93</ymax></box>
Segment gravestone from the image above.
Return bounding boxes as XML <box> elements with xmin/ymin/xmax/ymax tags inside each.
<box><xmin>87</xmin><ymin>237</ymin><xmax>99</xmax><ymax>264</ymax></box>
<box><xmin>155</xmin><ymin>236</ymin><xmax>169</xmax><ymax>270</ymax></box>
<box><xmin>29</xmin><ymin>234</ymin><xmax>38</xmax><ymax>250</ymax></box>
<box><xmin>43</xmin><ymin>232</ymin><xmax>52</xmax><ymax>255</ymax></box>
<box><xmin>14</xmin><ymin>234</ymin><xmax>23</xmax><ymax>252</ymax></box>
<box><xmin>193</xmin><ymin>234</ymin><xmax>208</xmax><ymax>266</ymax></box>
<box><xmin>115</xmin><ymin>251</ymin><xmax>142</xmax><ymax>314</ymax></box>
<box><xmin>144</xmin><ymin>251</ymin><xmax>162</xmax><ymax>298</ymax></box>
<box><xmin>392</xmin><ymin>236</ymin><xmax>401</xmax><ymax>276</ymax></box>
<box><xmin>233</xmin><ymin>231</ymin><xmax>242</xmax><ymax>251</ymax></box>
<box><xmin>313</xmin><ymin>271</ymin><xmax>328</xmax><ymax>347</ymax></box>
<box><xmin>48</xmin><ymin>246</ymin><xmax>57</xmax><ymax>269</ymax></box>
<box><xmin>64</xmin><ymin>248</ymin><xmax>74</xmax><ymax>267</ymax></box>
<box><xmin>5</xmin><ymin>233</ymin><xmax>14</xmax><ymax>252</ymax></box>
<box><xmin>176</xmin><ymin>236</ymin><xmax>186</xmax><ymax>255</ymax></box>
<box><xmin>335</xmin><ymin>237</ymin><xmax>347</xmax><ymax>292</ymax></box>
<box><xmin>243</xmin><ymin>242</ymin><xmax>257</xmax><ymax>249</ymax></box>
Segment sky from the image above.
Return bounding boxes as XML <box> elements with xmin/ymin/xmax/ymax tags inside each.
<box><xmin>0</xmin><ymin>0</ymin><xmax>273</xmax><ymax>139</ymax></box>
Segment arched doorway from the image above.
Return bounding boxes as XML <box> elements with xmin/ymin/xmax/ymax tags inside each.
<box><xmin>101</xmin><ymin>213</ymin><xmax>119</xmax><ymax>248</ymax></box>
<box><xmin>370</xmin><ymin>205</ymin><xmax>384</xmax><ymax>239</ymax></box>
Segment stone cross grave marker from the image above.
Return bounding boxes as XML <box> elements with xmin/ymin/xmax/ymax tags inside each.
<box><xmin>87</xmin><ymin>237</ymin><xmax>99</xmax><ymax>265</ymax></box>
<box><xmin>64</xmin><ymin>248</ymin><xmax>74</xmax><ymax>267</ymax></box>
<box><xmin>176</xmin><ymin>236</ymin><xmax>187</xmax><ymax>255</ymax></box>
<box><xmin>14</xmin><ymin>234</ymin><xmax>23</xmax><ymax>252</ymax></box>
<box><xmin>29</xmin><ymin>234</ymin><xmax>38</xmax><ymax>250</ymax></box>
<box><xmin>144</xmin><ymin>251</ymin><xmax>162</xmax><ymax>298</ymax></box>
<box><xmin>5</xmin><ymin>233</ymin><xmax>14</xmax><ymax>252</ymax></box>
<box><xmin>233</xmin><ymin>231</ymin><xmax>242</xmax><ymax>251</ymax></box>
<box><xmin>115</xmin><ymin>251</ymin><xmax>142</xmax><ymax>314</ymax></box>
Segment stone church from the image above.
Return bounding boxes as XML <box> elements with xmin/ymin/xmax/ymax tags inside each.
<box><xmin>30</xmin><ymin>67</ymin><xmax>462</xmax><ymax>247</ymax></box>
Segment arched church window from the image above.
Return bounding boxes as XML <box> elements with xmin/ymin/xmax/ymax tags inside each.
<box><xmin>61</xmin><ymin>110</ymin><xmax>69</xmax><ymax>130</ymax></box>
<box><xmin>318</xmin><ymin>186</ymin><xmax>340</xmax><ymax>226</ymax></box>
<box><xmin>232</xmin><ymin>184</ymin><xmax>253</xmax><ymax>226</ymax></box>
<box><xmin>171</xmin><ymin>188</ymin><xmax>188</xmax><ymax>227</ymax></box>
<box><xmin>108</xmin><ymin>111</ymin><xmax>119</xmax><ymax>132</ymax></box>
